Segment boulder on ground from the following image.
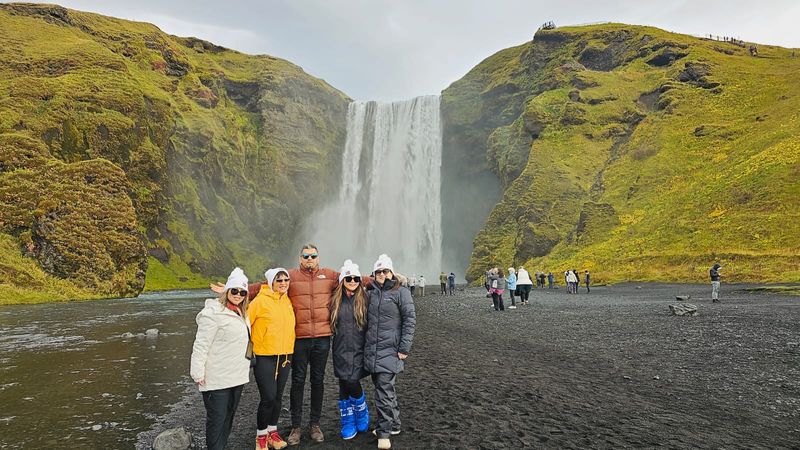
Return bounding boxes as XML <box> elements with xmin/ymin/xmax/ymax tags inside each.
<box><xmin>153</xmin><ymin>427</ymin><xmax>191</xmax><ymax>450</ymax></box>
<box><xmin>669</xmin><ymin>303</ymin><xmax>698</xmax><ymax>316</ymax></box>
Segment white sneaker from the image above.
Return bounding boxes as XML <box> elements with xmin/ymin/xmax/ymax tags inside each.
<box><xmin>377</xmin><ymin>438</ymin><xmax>391</xmax><ymax>449</ymax></box>
<box><xmin>509</xmin><ymin>305</ymin><xmax>517</xmax><ymax>309</ymax></box>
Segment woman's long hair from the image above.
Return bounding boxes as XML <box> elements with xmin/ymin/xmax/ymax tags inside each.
<box><xmin>218</xmin><ymin>288</ymin><xmax>250</xmax><ymax>319</ymax></box>
<box><xmin>330</xmin><ymin>281</ymin><xmax>367</xmax><ymax>333</ymax></box>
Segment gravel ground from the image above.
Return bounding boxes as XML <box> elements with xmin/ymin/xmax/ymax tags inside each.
<box><xmin>138</xmin><ymin>283</ymin><xmax>800</xmax><ymax>449</ymax></box>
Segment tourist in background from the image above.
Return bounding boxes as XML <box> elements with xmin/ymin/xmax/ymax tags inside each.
<box><xmin>439</xmin><ymin>271</ymin><xmax>447</xmax><ymax>295</ymax></box>
<box><xmin>506</xmin><ymin>267</ymin><xmax>517</xmax><ymax>308</ymax></box>
<box><xmin>584</xmin><ymin>270</ymin><xmax>591</xmax><ymax>293</ymax></box>
<box><xmin>418</xmin><ymin>275</ymin><xmax>426</xmax><ymax>296</ymax></box>
<box><xmin>547</xmin><ymin>272</ymin><xmax>554</xmax><ymax>289</ymax></box>
<box><xmin>365</xmin><ymin>254</ymin><xmax>416</xmax><ymax>450</ymax></box>
<box><xmin>329</xmin><ymin>260</ymin><xmax>370</xmax><ymax>440</ymax></box>
<box><xmin>710</xmin><ymin>263</ymin><xmax>722</xmax><ymax>303</ymax></box>
<box><xmin>408</xmin><ymin>274</ymin><xmax>416</xmax><ymax>296</ymax></box>
<box><xmin>447</xmin><ymin>272</ymin><xmax>456</xmax><ymax>295</ymax></box>
<box><xmin>191</xmin><ymin>268</ymin><xmax>252</xmax><ymax>450</ymax></box>
<box><xmin>489</xmin><ymin>267</ymin><xmax>508</xmax><ymax>310</ymax></box>
<box><xmin>516</xmin><ymin>267</ymin><xmax>533</xmax><ymax>305</ymax></box>
<box><xmin>572</xmin><ymin>270</ymin><xmax>579</xmax><ymax>294</ymax></box>
<box><xmin>538</xmin><ymin>272</ymin><xmax>546</xmax><ymax>289</ymax></box>
<box><xmin>249</xmin><ymin>268</ymin><xmax>296</xmax><ymax>450</ymax></box>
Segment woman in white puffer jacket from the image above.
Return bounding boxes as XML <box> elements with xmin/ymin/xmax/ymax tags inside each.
<box><xmin>190</xmin><ymin>267</ymin><xmax>252</xmax><ymax>450</ymax></box>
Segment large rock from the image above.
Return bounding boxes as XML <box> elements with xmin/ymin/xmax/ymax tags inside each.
<box><xmin>152</xmin><ymin>427</ymin><xmax>191</xmax><ymax>450</ymax></box>
<box><xmin>669</xmin><ymin>303</ymin><xmax>698</xmax><ymax>316</ymax></box>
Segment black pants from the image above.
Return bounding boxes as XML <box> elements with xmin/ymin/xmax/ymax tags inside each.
<box><xmin>371</xmin><ymin>372</ymin><xmax>400</xmax><ymax>438</ymax></box>
<box><xmin>586</xmin><ymin>282</ymin><xmax>590</xmax><ymax>292</ymax></box>
<box><xmin>290</xmin><ymin>336</ymin><xmax>331</xmax><ymax>427</ymax></box>
<box><xmin>508</xmin><ymin>288</ymin><xmax>516</xmax><ymax>306</ymax></box>
<box><xmin>339</xmin><ymin>379</ymin><xmax>364</xmax><ymax>400</ymax></box>
<box><xmin>518</xmin><ymin>285</ymin><xmax>531</xmax><ymax>302</ymax></box>
<box><xmin>440</xmin><ymin>282</ymin><xmax>446</xmax><ymax>294</ymax></box>
<box><xmin>254</xmin><ymin>355</ymin><xmax>291</xmax><ymax>429</ymax></box>
<box><xmin>202</xmin><ymin>384</ymin><xmax>244</xmax><ymax>450</ymax></box>
<box><xmin>492</xmin><ymin>292</ymin><xmax>505</xmax><ymax>310</ymax></box>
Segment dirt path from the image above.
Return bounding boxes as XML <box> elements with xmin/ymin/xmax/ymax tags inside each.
<box><xmin>139</xmin><ymin>283</ymin><xmax>799</xmax><ymax>449</ymax></box>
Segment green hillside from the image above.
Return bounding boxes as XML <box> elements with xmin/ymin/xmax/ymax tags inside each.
<box><xmin>442</xmin><ymin>23</ymin><xmax>800</xmax><ymax>283</ymax></box>
<box><xmin>0</xmin><ymin>4</ymin><xmax>349</xmax><ymax>304</ymax></box>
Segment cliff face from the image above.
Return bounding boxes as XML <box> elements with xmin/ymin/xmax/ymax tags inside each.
<box><xmin>0</xmin><ymin>4</ymin><xmax>349</xmax><ymax>302</ymax></box>
<box><xmin>442</xmin><ymin>24</ymin><xmax>800</xmax><ymax>283</ymax></box>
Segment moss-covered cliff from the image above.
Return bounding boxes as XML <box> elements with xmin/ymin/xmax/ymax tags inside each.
<box><xmin>442</xmin><ymin>23</ymin><xmax>800</xmax><ymax>283</ymax></box>
<box><xmin>0</xmin><ymin>4</ymin><xmax>349</xmax><ymax>303</ymax></box>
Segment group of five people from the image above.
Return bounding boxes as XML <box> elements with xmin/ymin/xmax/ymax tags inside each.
<box><xmin>190</xmin><ymin>244</ymin><xmax>416</xmax><ymax>450</ymax></box>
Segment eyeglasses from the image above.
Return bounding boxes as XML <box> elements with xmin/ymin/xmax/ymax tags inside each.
<box><xmin>229</xmin><ymin>288</ymin><xmax>247</xmax><ymax>297</ymax></box>
<box><xmin>374</xmin><ymin>269</ymin><xmax>392</xmax><ymax>275</ymax></box>
<box><xmin>274</xmin><ymin>278</ymin><xmax>290</xmax><ymax>283</ymax></box>
<box><xmin>344</xmin><ymin>276</ymin><xmax>361</xmax><ymax>283</ymax></box>
<box><xmin>301</xmin><ymin>253</ymin><xmax>318</xmax><ymax>260</ymax></box>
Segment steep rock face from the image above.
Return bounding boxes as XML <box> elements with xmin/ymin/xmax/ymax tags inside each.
<box><xmin>0</xmin><ymin>4</ymin><xmax>349</xmax><ymax>300</ymax></box>
<box><xmin>442</xmin><ymin>23</ymin><xmax>800</xmax><ymax>283</ymax></box>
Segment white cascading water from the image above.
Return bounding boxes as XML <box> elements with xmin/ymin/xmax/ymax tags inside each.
<box><xmin>305</xmin><ymin>95</ymin><xmax>442</xmax><ymax>280</ymax></box>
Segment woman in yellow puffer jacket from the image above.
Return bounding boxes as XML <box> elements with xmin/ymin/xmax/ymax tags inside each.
<box><xmin>249</xmin><ymin>267</ymin><xmax>296</xmax><ymax>450</ymax></box>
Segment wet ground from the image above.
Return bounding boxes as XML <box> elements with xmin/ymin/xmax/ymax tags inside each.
<box><xmin>137</xmin><ymin>283</ymin><xmax>799</xmax><ymax>449</ymax></box>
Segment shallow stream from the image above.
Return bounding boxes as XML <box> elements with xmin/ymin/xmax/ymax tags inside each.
<box><xmin>0</xmin><ymin>290</ymin><xmax>209</xmax><ymax>449</ymax></box>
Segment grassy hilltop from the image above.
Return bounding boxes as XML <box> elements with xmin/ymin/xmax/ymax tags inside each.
<box><xmin>442</xmin><ymin>23</ymin><xmax>800</xmax><ymax>284</ymax></box>
<box><xmin>0</xmin><ymin>4</ymin><xmax>349</xmax><ymax>303</ymax></box>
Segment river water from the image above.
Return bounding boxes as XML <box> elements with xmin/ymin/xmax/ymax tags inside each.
<box><xmin>0</xmin><ymin>290</ymin><xmax>209</xmax><ymax>449</ymax></box>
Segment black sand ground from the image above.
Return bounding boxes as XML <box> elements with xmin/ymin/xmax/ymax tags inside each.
<box><xmin>138</xmin><ymin>283</ymin><xmax>799</xmax><ymax>449</ymax></box>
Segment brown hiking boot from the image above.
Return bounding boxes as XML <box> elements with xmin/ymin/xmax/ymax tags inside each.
<box><xmin>286</xmin><ymin>427</ymin><xmax>301</xmax><ymax>446</ymax></box>
<box><xmin>309</xmin><ymin>424</ymin><xmax>324</xmax><ymax>443</ymax></box>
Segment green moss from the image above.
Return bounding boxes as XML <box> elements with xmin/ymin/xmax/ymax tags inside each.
<box><xmin>143</xmin><ymin>256</ymin><xmax>211</xmax><ymax>291</ymax></box>
<box><xmin>445</xmin><ymin>23</ymin><xmax>800</xmax><ymax>283</ymax></box>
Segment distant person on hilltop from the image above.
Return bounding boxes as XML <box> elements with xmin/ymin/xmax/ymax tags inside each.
<box><xmin>506</xmin><ymin>267</ymin><xmax>518</xmax><ymax>308</ymax></box>
<box><xmin>447</xmin><ymin>272</ymin><xmax>456</xmax><ymax>296</ymax></box>
<box><xmin>710</xmin><ymin>263</ymin><xmax>722</xmax><ymax>303</ymax></box>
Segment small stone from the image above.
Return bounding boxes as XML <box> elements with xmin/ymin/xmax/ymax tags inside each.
<box><xmin>91</xmin><ymin>424</ymin><xmax>102</xmax><ymax>431</ymax></box>
<box><xmin>653</xmin><ymin>375</ymin><xmax>660</xmax><ymax>380</ymax></box>
<box><xmin>145</xmin><ymin>328</ymin><xmax>159</xmax><ymax>337</ymax></box>
<box><xmin>136</xmin><ymin>392</ymin><xmax>143</xmax><ymax>399</ymax></box>
<box><xmin>675</xmin><ymin>295</ymin><xmax>691</xmax><ymax>301</ymax></box>
<box><xmin>623</xmin><ymin>375</ymin><xmax>632</xmax><ymax>380</ymax></box>
<box><xmin>121</xmin><ymin>332</ymin><xmax>135</xmax><ymax>339</ymax></box>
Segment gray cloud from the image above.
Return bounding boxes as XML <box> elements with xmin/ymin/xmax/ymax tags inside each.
<box><xmin>9</xmin><ymin>0</ymin><xmax>800</xmax><ymax>100</ymax></box>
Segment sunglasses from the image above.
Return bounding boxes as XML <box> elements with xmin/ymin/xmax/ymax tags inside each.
<box><xmin>301</xmin><ymin>253</ymin><xmax>318</xmax><ymax>260</ymax></box>
<box><xmin>274</xmin><ymin>278</ymin><xmax>290</xmax><ymax>283</ymax></box>
<box><xmin>229</xmin><ymin>288</ymin><xmax>247</xmax><ymax>296</ymax></box>
<box><xmin>344</xmin><ymin>276</ymin><xmax>361</xmax><ymax>283</ymax></box>
<box><xmin>374</xmin><ymin>269</ymin><xmax>392</xmax><ymax>275</ymax></box>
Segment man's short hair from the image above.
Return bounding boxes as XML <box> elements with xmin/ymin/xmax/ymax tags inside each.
<box><xmin>300</xmin><ymin>243</ymin><xmax>318</xmax><ymax>254</ymax></box>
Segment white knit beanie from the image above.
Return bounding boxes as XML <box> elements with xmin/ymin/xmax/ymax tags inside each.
<box><xmin>508</xmin><ymin>267</ymin><xmax>515</xmax><ymax>274</ymax></box>
<box><xmin>223</xmin><ymin>267</ymin><xmax>248</xmax><ymax>291</ymax></box>
<box><xmin>372</xmin><ymin>254</ymin><xmax>394</xmax><ymax>273</ymax></box>
<box><xmin>264</xmin><ymin>267</ymin><xmax>289</xmax><ymax>287</ymax></box>
<box><xmin>339</xmin><ymin>259</ymin><xmax>362</xmax><ymax>282</ymax></box>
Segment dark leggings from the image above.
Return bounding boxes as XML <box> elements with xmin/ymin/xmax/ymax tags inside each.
<box><xmin>518</xmin><ymin>285</ymin><xmax>531</xmax><ymax>302</ymax></box>
<box><xmin>254</xmin><ymin>354</ymin><xmax>291</xmax><ymax>429</ymax></box>
<box><xmin>339</xmin><ymin>379</ymin><xmax>364</xmax><ymax>400</ymax></box>
<box><xmin>492</xmin><ymin>292</ymin><xmax>505</xmax><ymax>310</ymax></box>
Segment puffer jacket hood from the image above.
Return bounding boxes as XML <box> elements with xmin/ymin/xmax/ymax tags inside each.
<box><xmin>190</xmin><ymin>298</ymin><xmax>251</xmax><ymax>392</ymax></box>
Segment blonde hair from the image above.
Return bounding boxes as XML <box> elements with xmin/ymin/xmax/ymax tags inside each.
<box><xmin>330</xmin><ymin>281</ymin><xmax>367</xmax><ymax>333</ymax></box>
<box><xmin>218</xmin><ymin>288</ymin><xmax>250</xmax><ymax>318</ymax></box>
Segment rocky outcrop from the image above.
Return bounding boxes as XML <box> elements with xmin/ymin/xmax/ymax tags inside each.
<box><xmin>0</xmin><ymin>4</ymin><xmax>349</xmax><ymax>300</ymax></box>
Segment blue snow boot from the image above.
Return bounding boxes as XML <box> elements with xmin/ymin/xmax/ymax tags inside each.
<box><xmin>338</xmin><ymin>399</ymin><xmax>357</xmax><ymax>440</ymax></box>
<box><xmin>350</xmin><ymin>393</ymin><xmax>370</xmax><ymax>433</ymax></box>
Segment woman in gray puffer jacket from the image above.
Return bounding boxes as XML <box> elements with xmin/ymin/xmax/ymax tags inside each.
<box><xmin>364</xmin><ymin>254</ymin><xmax>416</xmax><ymax>450</ymax></box>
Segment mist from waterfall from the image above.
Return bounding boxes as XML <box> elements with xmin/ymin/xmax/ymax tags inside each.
<box><xmin>304</xmin><ymin>95</ymin><xmax>442</xmax><ymax>280</ymax></box>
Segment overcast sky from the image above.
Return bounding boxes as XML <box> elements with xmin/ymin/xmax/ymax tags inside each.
<box><xmin>12</xmin><ymin>0</ymin><xmax>800</xmax><ymax>100</ymax></box>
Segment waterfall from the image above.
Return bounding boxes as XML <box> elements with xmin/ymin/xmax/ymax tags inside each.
<box><xmin>305</xmin><ymin>95</ymin><xmax>442</xmax><ymax>280</ymax></box>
